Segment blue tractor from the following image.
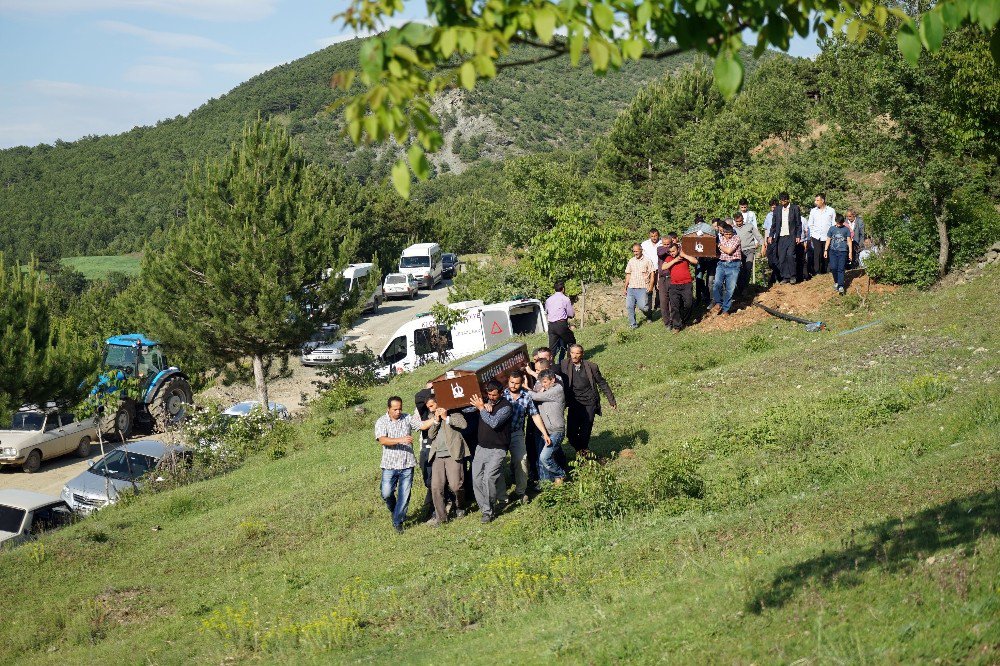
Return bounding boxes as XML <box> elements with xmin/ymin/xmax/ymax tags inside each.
<box><xmin>96</xmin><ymin>334</ymin><xmax>193</xmax><ymax>439</ymax></box>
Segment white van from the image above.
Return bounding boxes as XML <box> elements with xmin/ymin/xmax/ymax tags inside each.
<box><xmin>399</xmin><ymin>243</ymin><xmax>443</xmax><ymax>289</ymax></box>
<box><xmin>340</xmin><ymin>263</ymin><xmax>383</xmax><ymax>313</ymax></box>
<box><xmin>377</xmin><ymin>298</ymin><xmax>548</xmax><ymax>376</ymax></box>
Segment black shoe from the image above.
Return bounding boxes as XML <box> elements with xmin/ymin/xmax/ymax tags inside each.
<box><xmin>456</xmin><ymin>509</ymin><xmax>467</xmax><ymax>518</ymax></box>
<box><xmin>480</xmin><ymin>514</ymin><xmax>492</xmax><ymax>524</ymax></box>
<box><xmin>790</xmin><ymin>278</ymin><xmax>798</xmax><ymax>285</ymax></box>
<box><xmin>393</xmin><ymin>523</ymin><xmax>404</xmax><ymax>534</ymax></box>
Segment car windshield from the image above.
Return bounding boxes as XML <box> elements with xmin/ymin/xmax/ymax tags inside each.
<box><xmin>102</xmin><ymin>344</ymin><xmax>137</xmax><ymax>370</ymax></box>
<box><xmin>0</xmin><ymin>505</ymin><xmax>25</xmax><ymax>533</ymax></box>
<box><xmin>386</xmin><ymin>275</ymin><xmax>406</xmax><ymax>284</ymax></box>
<box><xmin>443</xmin><ymin>254</ymin><xmax>456</xmax><ymax>262</ymax></box>
<box><xmin>9</xmin><ymin>412</ymin><xmax>45</xmax><ymax>430</ymax></box>
<box><xmin>90</xmin><ymin>449</ymin><xmax>159</xmax><ymax>481</ymax></box>
<box><xmin>400</xmin><ymin>256</ymin><xmax>430</xmax><ymax>268</ymax></box>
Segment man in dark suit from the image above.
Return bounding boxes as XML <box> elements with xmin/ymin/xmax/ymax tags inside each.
<box><xmin>559</xmin><ymin>344</ymin><xmax>616</xmax><ymax>457</ymax></box>
<box><xmin>767</xmin><ymin>192</ymin><xmax>804</xmax><ymax>284</ymax></box>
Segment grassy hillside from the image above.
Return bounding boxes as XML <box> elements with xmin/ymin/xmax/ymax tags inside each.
<box><xmin>1</xmin><ymin>266</ymin><xmax>997</xmax><ymax>663</ymax></box>
<box><xmin>61</xmin><ymin>255</ymin><xmax>142</xmax><ymax>280</ymax></box>
<box><xmin>0</xmin><ymin>41</ymin><xmax>675</xmax><ymax>264</ymax></box>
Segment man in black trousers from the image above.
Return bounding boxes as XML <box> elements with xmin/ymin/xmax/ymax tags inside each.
<box><xmin>768</xmin><ymin>192</ymin><xmax>804</xmax><ymax>285</ymax></box>
<box><xmin>559</xmin><ymin>344</ymin><xmax>616</xmax><ymax>457</ymax></box>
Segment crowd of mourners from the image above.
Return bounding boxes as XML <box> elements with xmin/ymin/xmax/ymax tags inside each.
<box><xmin>375</xmin><ymin>193</ymin><xmax>869</xmax><ymax>532</ymax></box>
<box><xmin>374</xmin><ymin>344</ymin><xmax>614</xmax><ymax>531</ymax></box>
<box><xmin>623</xmin><ymin>194</ymin><xmax>871</xmax><ymax>330</ymax></box>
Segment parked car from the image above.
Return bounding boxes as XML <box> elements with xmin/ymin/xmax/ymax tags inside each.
<box><xmin>383</xmin><ymin>272</ymin><xmax>419</xmax><ymax>300</ymax></box>
<box><xmin>222</xmin><ymin>401</ymin><xmax>290</xmax><ymax>421</ymax></box>
<box><xmin>0</xmin><ymin>489</ymin><xmax>75</xmax><ymax>549</ymax></box>
<box><xmin>442</xmin><ymin>253</ymin><xmax>460</xmax><ymax>278</ymax></box>
<box><xmin>61</xmin><ymin>439</ymin><xmax>191</xmax><ymax>514</ymax></box>
<box><xmin>301</xmin><ymin>324</ymin><xmax>346</xmax><ymax>367</ymax></box>
<box><xmin>0</xmin><ymin>407</ymin><xmax>99</xmax><ymax>473</ymax></box>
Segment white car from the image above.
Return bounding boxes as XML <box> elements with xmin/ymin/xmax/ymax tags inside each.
<box><xmin>223</xmin><ymin>401</ymin><xmax>291</xmax><ymax>421</ymax></box>
<box><xmin>301</xmin><ymin>324</ymin><xmax>346</xmax><ymax>367</ymax></box>
<box><xmin>383</xmin><ymin>273</ymin><xmax>419</xmax><ymax>300</ymax></box>
<box><xmin>0</xmin><ymin>489</ymin><xmax>74</xmax><ymax>548</ymax></box>
<box><xmin>0</xmin><ymin>407</ymin><xmax>99</xmax><ymax>473</ymax></box>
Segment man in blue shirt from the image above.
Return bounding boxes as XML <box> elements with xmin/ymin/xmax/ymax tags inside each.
<box><xmin>502</xmin><ymin>369</ymin><xmax>550</xmax><ymax>504</ymax></box>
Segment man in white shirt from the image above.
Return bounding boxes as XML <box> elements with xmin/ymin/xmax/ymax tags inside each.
<box><xmin>806</xmin><ymin>193</ymin><xmax>836</xmax><ymax>278</ymax></box>
<box><xmin>640</xmin><ymin>228</ymin><xmax>661</xmax><ymax>318</ymax></box>
<box><xmin>738</xmin><ymin>198</ymin><xmax>758</xmax><ymax>232</ymax></box>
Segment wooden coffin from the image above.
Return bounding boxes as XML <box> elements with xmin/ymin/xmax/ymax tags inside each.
<box><xmin>430</xmin><ymin>342</ymin><xmax>530</xmax><ymax>410</ymax></box>
<box><xmin>681</xmin><ymin>232</ymin><xmax>718</xmax><ymax>258</ymax></box>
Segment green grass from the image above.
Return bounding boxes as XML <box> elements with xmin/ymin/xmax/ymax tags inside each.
<box><xmin>62</xmin><ymin>255</ymin><xmax>142</xmax><ymax>280</ymax></box>
<box><xmin>1</xmin><ymin>267</ymin><xmax>998</xmax><ymax>664</ymax></box>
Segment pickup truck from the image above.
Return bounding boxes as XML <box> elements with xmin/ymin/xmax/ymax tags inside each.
<box><xmin>0</xmin><ymin>408</ymin><xmax>99</xmax><ymax>473</ymax></box>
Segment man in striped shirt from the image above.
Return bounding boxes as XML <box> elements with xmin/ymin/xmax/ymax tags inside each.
<box><xmin>374</xmin><ymin>396</ymin><xmax>420</xmax><ymax>533</ymax></box>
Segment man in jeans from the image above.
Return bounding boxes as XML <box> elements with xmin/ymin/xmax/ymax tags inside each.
<box><xmin>470</xmin><ymin>381</ymin><xmax>512</xmax><ymax>523</ymax></box>
<box><xmin>374</xmin><ymin>396</ymin><xmax>419</xmax><ymax>533</ymax></box>
<box><xmin>502</xmin><ymin>368</ymin><xmax>550</xmax><ymax>505</ymax></box>
<box><xmin>824</xmin><ymin>213</ymin><xmax>854</xmax><ymax>294</ymax></box>
<box><xmin>711</xmin><ymin>221</ymin><xmax>743</xmax><ymax>316</ymax></box>
<box><xmin>529</xmin><ymin>369</ymin><xmax>567</xmax><ymax>484</ymax></box>
<box><xmin>624</xmin><ymin>243</ymin><xmax>655</xmax><ymax>329</ymax></box>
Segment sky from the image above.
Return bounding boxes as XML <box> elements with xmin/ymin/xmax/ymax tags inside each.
<box><xmin>0</xmin><ymin>1</ymin><xmax>820</xmax><ymax>149</ymax></box>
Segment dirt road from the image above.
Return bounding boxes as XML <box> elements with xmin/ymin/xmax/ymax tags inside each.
<box><xmin>0</xmin><ymin>282</ymin><xmax>454</xmax><ymax>496</ymax></box>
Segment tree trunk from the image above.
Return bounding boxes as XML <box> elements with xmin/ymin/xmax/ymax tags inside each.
<box><xmin>580</xmin><ymin>281</ymin><xmax>587</xmax><ymax>329</ymax></box>
<box><xmin>252</xmin><ymin>354</ymin><xmax>269</xmax><ymax>408</ymax></box>
<box><xmin>934</xmin><ymin>202</ymin><xmax>950</xmax><ymax>279</ymax></box>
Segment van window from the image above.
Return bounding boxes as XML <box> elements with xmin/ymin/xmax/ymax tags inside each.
<box><xmin>414</xmin><ymin>326</ymin><xmax>453</xmax><ymax>357</ymax></box>
<box><xmin>382</xmin><ymin>336</ymin><xmax>408</xmax><ymax>365</ymax></box>
<box><xmin>342</xmin><ymin>278</ymin><xmax>354</xmax><ymax>293</ymax></box>
<box><xmin>432</xmin><ymin>250</ymin><xmax>442</xmax><ymax>268</ymax></box>
<box><xmin>401</xmin><ymin>256</ymin><xmax>430</xmax><ymax>268</ymax></box>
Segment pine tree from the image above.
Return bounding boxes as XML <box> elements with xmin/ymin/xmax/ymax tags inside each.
<box><xmin>142</xmin><ymin>119</ymin><xmax>360</xmax><ymax>407</ymax></box>
<box><xmin>0</xmin><ymin>255</ymin><xmax>96</xmax><ymax>417</ymax></box>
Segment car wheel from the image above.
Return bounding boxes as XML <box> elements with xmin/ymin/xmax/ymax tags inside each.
<box><xmin>76</xmin><ymin>436</ymin><xmax>92</xmax><ymax>458</ymax></box>
<box><xmin>22</xmin><ymin>449</ymin><xmax>41</xmax><ymax>474</ymax></box>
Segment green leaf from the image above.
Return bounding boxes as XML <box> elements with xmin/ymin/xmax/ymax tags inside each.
<box><xmin>991</xmin><ymin>26</ymin><xmax>1000</xmax><ymax>64</ymax></box>
<box><xmin>407</xmin><ymin>144</ymin><xmax>431</xmax><ymax>180</ymax></box>
<box><xmin>846</xmin><ymin>19</ymin><xmax>860</xmax><ymax>42</ymax></box>
<box><xmin>874</xmin><ymin>5</ymin><xmax>888</xmax><ymax>27</ymax></box>
<box><xmin>439</xmin><ymin>28</ymin><xmax>457</xmax><ymax>58</ymax></box>
<box><xmin>569</xmin><ymin>31</ymin><xmax>584</xmax><ymax>66</ymax></box>
<box><xmin>713</xmin><ymin>52</ymin><xmax>743</xmax><ymax>99</ymax></box>
<box><xmin>622</xmin><ymin>37</ymin><xmax>644</xmax><ymax>60</ymax></box>
<box><xmin>534</xmin><ymin>7</ymin><xmax>556</xmax><ymax>43</ymax></box>
<box><xmin>392</xmin><ymin>45</ymin><xmax>421</xmax><ymax>64</ymax></box>
<box><xmin>392</xmin><ymin>159</ymin><xmax>411</xmax><ymax>198</ymax></box>
<box><xmin>636</xmin><ymin>2</ymin><xmax>652</xmax><ymax>26</ymax></box>
<box><xmin>592</xmin><ymin>3</ymin><xmax>614</xmax><ymax>31</ymax></box>
<box><xmin>941</xmin><ymin>1</ymin><xmax>964</xmax><ymax>28</ymax></box>
<box><xmin>348</xmin><ymin>119</ymin><xmax>362</xmax><ymax>144</ymax></box>
<box><xmin>919</xmin><ymin>9</ymin><xmax>944</xmax><ymax>51</ymax></box>
<box><xmin>897</xmin><ymin>24</ymin><xmax>921</xmax><ymax>65</ymax></box>
<box><xmin>459</xmin><ymin>61</ymin><xmax>476</xmax><ymax>90</ymax></box>
<box><xmin>589</xmin><ymin>37</ymin><xmax>609</xmax><ymax>71</ymax></box>
<box><xmin>972</xmin><ymin>0</ymin><xmax>1000</xmax><ymax>29</ymax></box>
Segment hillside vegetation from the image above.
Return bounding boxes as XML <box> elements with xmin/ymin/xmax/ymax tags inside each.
<box><xmin>0</xmin><ymin>41</ymin><xmax>675</xmax><ymax>264</ymax></box>
<box><xmin>1</xmin><ymin>264</ymin><xmax>997</xmax><ymax>663</ymax></box>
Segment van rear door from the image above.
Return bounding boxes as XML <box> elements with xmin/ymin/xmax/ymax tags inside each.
<box><xmin>480</xmin><ymin>308</ymin><xmax>513</xmax><ymax>346</ymax></box>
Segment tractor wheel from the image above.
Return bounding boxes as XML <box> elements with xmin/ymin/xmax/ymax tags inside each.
<box><xmin>22</xmin><ymin>450</ymin><xmax>42</xmax><ymax>474</ymax></box>
<box><xmin>152</xmin><ymin>376</ymin><xmax>193</xmax><ymax>432</ymax></box>
<box><xmin>107</xmin><ymin>401</ymin><xmax>135</xmax><ymax>441</ymax></box>
<box><xmin>75</xmin><ymin>436</ymin><xmax>92</xmax><ymax>458</ymax></box>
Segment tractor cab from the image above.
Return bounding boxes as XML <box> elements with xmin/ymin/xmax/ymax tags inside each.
<box><xmin>101</xmin><ymin>334</ymin><xmax>167</xmax><ymax>391</ymax></box>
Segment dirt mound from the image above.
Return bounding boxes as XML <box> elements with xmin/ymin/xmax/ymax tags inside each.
<box><xmin>693</xmin><ymin>270</ymin><xmax>896</xmax><ymax>333</ymax></box>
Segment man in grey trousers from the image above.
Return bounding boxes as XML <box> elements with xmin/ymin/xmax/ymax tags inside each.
<box><xmin>469</xmin><ymin>381</ymin><xmax>512</xmax><ymax>523</ymax></box>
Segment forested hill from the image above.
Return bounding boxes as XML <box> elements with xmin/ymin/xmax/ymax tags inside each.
<box><xmin>0</xmin><ymin>39</ymin><xmax>684</xmax><ymax>263</ymax></box>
